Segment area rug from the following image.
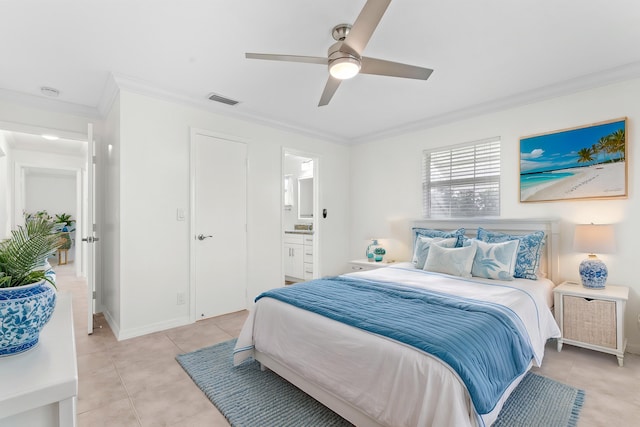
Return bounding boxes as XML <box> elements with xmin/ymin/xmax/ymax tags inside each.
<box><xmin>176</xmin><ymin>339</ymin><xmax>584</xmax><ymax>427</ymax></box>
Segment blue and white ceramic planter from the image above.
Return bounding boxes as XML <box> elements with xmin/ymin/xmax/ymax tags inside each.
<box><xmin>0</xmin><ymin>280</ymin><xmax>57</xmax><ymax>357</ymax></box>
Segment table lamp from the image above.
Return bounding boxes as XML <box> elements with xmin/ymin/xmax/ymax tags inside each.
<box><xmin>573</xmin><ymin>223</ymin><xmax>616</xmax><ymax>289</ymax></box>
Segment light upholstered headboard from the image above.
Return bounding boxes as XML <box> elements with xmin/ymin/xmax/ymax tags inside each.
<box><xmin>412</xmin><ymin>218</ymin><xmax>560</xmax><ymax>284</ymax></box>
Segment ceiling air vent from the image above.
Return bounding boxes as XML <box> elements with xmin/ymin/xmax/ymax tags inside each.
<box><xmin>207</xmin><ymin>92</ymin><xmax>239</xmax><ymax>106</ymax></box>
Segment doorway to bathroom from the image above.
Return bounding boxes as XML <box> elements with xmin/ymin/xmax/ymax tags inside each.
<box><xmin>282</xmin><ymin>150</ymin><xmax>318</xmax><ymax>286</ymax></box>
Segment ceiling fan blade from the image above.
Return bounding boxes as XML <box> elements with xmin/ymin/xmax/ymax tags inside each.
<box><xmin>344</xmin><ymin>0</ymin><xmax>391</xmax><ymax>54</ymax></box>
<box><xmin>360</xmin><ymin>57</ymin><xmax>434</xmax><ymax>80</ymax></box>
<box><xmin>245</xmin><ymin>53</ymin><xmax>327</xmax><ymax>65</ymax></box>
<box><xmin>318</xmin><ymin>76</ymin><xmax>342</xmax><ymax>106</ymax></box>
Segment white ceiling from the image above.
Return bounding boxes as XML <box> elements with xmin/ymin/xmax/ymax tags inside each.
<box><xmin>2</xmin><ymin>0</ymin><xmax>640</xmax><ymax>143</ymax></box>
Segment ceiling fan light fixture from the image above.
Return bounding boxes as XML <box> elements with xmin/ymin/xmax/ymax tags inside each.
<box><xmin>329</xmin><ymin>57</ymin><xmax>361</xmax><ymax>80</ymax></box>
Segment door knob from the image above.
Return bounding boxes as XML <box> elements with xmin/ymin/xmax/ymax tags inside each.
<box><xmin>197</xmin><ymin>234</ymin><xmax>213</xmax><ymax>241</ymax></box>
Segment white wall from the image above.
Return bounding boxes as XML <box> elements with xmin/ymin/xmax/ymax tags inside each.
<box><xmin>24</xmin><ymin>173</ymin><xmax>77</xmax><ymax>219</ymax></box>
<box><xmin>109</xmin><ymin>90</ymin><xmax>350</xmax><ymax>339</ymax></box>
<box><xmin>350</xmin><ymin>77</ymin><xmax>640</xmax><ymax>353</ymax></box>
<box><xmin>101</xmin><ymin>93</ymin><xmax>121</xmax><ymax>334</ymax></box>
<box><xmin>11</xmin><ymin>149</ymin><xmax>85</xmax><ymax>171</ymax></box>
<box><xmin>11</xmin><ymin>149</ymin><xmax>85</xmax><ymax>225</ymax></box>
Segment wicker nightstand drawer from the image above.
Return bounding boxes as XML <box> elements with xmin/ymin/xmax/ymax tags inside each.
<box><xmin>562</xmin><ymin>295</ymin><xmax>616</xmax><ymax>348</ymax></box>
<box><xmin>554</xmin><ymin>282</ymin><xmax>629</xmax><ymax>366</ymax></box>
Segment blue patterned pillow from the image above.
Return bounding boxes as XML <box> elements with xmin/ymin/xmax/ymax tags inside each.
<box><xmin>412</xmin><ymin>227</ymin><xmax>465</xmax><ymax>248</ymax></box>
<box><xmin>412</xmin><ymin>237</ymin><xmax>458</xmax><ymax>269</ymax></box>
<box><xmin>471</xmin><ymin>239</ymin><xmax>519</xmax><ymax>281</ymax></box>
<box><xmin>424</xmin><ymin>241</ymin><xmax>477</xmax><ymax>278</ymax></box>
<box><xmin>477</xmin><ymin>228</ymin><xmax>545</xmax><ymax>280</ymax></box>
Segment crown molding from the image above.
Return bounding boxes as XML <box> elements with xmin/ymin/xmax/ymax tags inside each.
<box><xmin>108</xmin><ymin>73</ymin><xmax>349</xmax><ymax>145</ymax></box>
<box><xmin>351</xmin><ymin>61</ymin><xmax>640</xmax><ymax>144</ymax></box>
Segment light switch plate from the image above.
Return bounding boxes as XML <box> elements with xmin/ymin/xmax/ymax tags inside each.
<box><xmin>177</xmin><ymin>208</ymin><xmax>186</xmax><ymax>221</ymax></box>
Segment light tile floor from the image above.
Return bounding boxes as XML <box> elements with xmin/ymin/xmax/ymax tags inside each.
<box><xmin>57</xmin><ymin>263</ymin><xmax>640</xmax><ymax>426</ymax></box>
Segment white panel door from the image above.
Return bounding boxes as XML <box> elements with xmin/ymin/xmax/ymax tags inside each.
<box><xmin>192</xmin><ymin>132</ymin><xmax>247</xmax><ymax>320</ymax></box>
<box><xmin>83</xmin><ymin>123</ymin><xmax>96</xmax><ymax>334</ymax></box>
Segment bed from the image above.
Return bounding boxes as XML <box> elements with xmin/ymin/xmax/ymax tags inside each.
<box><xmin>234</xmin><ymin>219</ymin><xmax>561</xmax><ymax>427</ymax></box>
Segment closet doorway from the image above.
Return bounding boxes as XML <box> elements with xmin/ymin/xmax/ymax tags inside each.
<box><xmin>282</xmin><ymin>150</ymin><xmax>318</xmax><ymax>286</ymax></box>
<box><xmin>190</xmin><ymin>129</ymin><xmax>247</xmax><ymax>320</ymax></box>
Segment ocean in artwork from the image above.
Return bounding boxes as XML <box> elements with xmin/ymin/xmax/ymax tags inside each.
<box><xmin>520</xmin><ymin>172</ymin><xmax>574</xmax><ymax>190</ymax></box>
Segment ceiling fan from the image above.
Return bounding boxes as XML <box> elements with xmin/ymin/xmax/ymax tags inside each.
<box><xmin>246</xmin><ymin>0</ymin><xmax>433</xmax><ymax>106</ymax></box>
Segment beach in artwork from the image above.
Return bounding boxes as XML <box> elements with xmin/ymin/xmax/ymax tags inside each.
<box><xmin>520</xmin><ymin>119</ymin><xmax>626</xmax><ymax>202</ymax></box>
<box><xmin>520</xmin><ymin>162</ymin><xmax>626</xmax><ymax>201</ymax></box>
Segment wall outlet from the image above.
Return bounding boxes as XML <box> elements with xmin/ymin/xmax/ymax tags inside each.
<box><xmin>177</xmin><ymin>292</ymin><xmax>186</xmax><ymax>305</ymax></box>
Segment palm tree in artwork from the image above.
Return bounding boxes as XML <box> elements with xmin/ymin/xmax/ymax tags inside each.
<box><xmin>590</xmin><ymin>143</ymin><xmax>600</xmax><ymax>165</ymax></box>
<box><xmin>608</xmin><ymin>129</ymin><xmax>626</xmax><ymax>161</ymax></box>
<box><xmin>596</xmin><ymin>136</ymin><xmax>610</xmax><ymax>164</ymax></box>
<box><xmin>577</xmin><ymin>147</ymin><xmax>595</xmax><ymax>165</ymax></box>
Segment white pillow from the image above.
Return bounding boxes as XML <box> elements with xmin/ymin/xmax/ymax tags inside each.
<box><xmin>412</xmin><ymin>237</ymin><xmax>458</xmax><ymax>270</ymax></box>
<box><xmin>424</xmin><ymin>241</ymin><xmax>477</xmax><ymax>278</ymax></box>
<box><xmin>470</xmin><ymin>239</ymin><xmax>519</xmax><ymax>281</ymax></box>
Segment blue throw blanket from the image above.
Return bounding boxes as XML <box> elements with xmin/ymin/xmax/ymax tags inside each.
<box><xmin>256</xmin><ymin>276</ymin><xmax>534</xmax><ymax>415</ymax></box>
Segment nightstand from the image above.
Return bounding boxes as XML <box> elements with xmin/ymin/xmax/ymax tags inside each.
<box><xmin>348</xmin><ymin>259</ymin><xmax>395</xmax><ymax>272</ymax></box>
<box><xmin>553</xmin><ymin>281</ymin><xmax>629</xmax><ymax>366</ymax></box>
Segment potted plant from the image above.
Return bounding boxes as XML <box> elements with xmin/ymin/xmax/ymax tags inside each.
<box><xmin>24</xmin><ymin>210</ymin><xmax>53</xmax><ymax>223</ymax></box>
<box><xmin>0</xmin><ymin>218</ymin><xmax>62</xmax><ymax>356</ymax></box>
<box><xmin>54</xmin><ymin>213</ymin><xmax>75</xmax><ymax>231</ymax></box>
<box><xmin>54</xmin><ymin>213</ymin><xmax>75</xmax><ymax>258</ymax></box>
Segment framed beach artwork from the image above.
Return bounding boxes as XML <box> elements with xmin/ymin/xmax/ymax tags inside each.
<box><xmin>520</xmin><ymin>118</ymin><xmax>627</xmax><ymax>202</ymax></box>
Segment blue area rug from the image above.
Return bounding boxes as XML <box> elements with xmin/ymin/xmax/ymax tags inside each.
<box><xmin>177</xmin><ymin>339</ymin><xmax>584</xmax><ymax>427</ymax></box>
<box><xmin>493</xmin><ymin>370</ymin><xmax>584</xmax><ymax>427</ymax></box>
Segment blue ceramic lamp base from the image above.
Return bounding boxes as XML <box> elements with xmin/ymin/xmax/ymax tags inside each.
<box><xmin>578</xmin><ymin>255</ymin><xmax>608</xmax><ymax>289</ymax></box>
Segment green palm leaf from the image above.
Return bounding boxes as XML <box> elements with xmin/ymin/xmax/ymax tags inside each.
<box><xmin>0</xmin><ymin>218</ymin><xmax>62</xmax><ymax>288</ymax></box>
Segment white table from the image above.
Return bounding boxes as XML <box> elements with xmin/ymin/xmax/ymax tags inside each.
<box><xmin>348</xmin><ymin>259</ymin><xmax>397</xmax><ymax>272</ymax></box>
<box><xmin>0</xmin><ymin>291</ymin><xmax>78</xmax><ymax>426</ymax></box>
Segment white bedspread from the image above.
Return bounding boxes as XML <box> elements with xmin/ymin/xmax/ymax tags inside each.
<box><xmin>234</xmin><ymin>263</ymin><xmax>560</xmax><ymax>427</ymax></box>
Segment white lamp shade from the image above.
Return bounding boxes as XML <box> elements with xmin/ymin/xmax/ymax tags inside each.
<box><xmin>573</xmin><ymin>224</ymin><xmax>616</xmax><ymax>255</ymax></box>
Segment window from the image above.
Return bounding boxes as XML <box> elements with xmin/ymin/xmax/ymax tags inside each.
<box><xmin>422</xmin><ymin>137</ymin><xmax>501</xmax><ymax>218</ymax></box>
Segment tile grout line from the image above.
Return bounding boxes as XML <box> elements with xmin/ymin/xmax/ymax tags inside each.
<box><xmin>111</xmin><ymin>354</ymin><xmax>144</xmax><ymax>427</ymax></box>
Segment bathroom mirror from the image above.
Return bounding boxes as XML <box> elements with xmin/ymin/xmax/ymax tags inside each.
<box><xmin>298</xmin><ymin>177</ymin><xmax>313</xmax><ymax>219</ymax></box>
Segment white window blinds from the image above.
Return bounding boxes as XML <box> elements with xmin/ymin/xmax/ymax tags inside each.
<box><xmin>423</xmin><ymin>138</ymin><xmax>501</xmax><ymax>218</ymax></box>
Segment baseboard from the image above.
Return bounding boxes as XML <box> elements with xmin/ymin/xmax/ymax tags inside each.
<box><xmin>116</xmin><ymin>316</ymin><xmax>192</xmax><ymax>341</ymax></box>
<box><xmin>626</xmin><ymin>342</ymin><xmax>640</xmax><ymax>355</ymax></box>
<box><xmin>102</xmin><ymin>309</ymin><xmax>120</xmax><ymax>339</ymax></box>
<box><xmin>94</xmin><ymin>302</ymin><xmax>104</xmax><ymax>314</ymax></box>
